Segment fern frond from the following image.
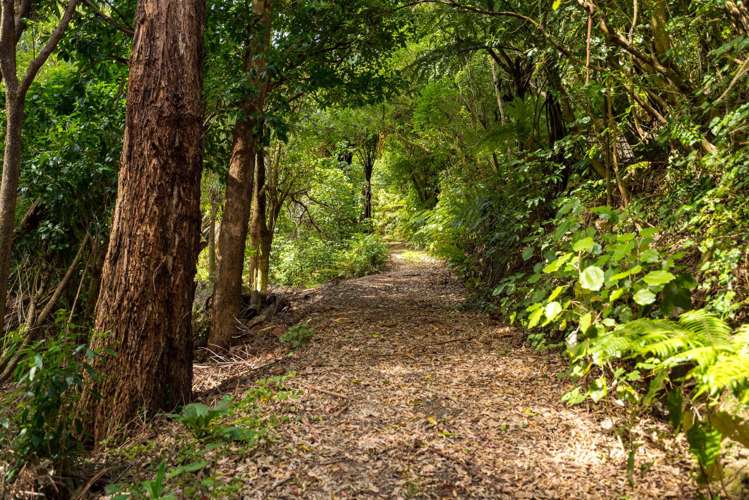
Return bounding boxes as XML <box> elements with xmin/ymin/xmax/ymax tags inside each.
<box><xmin>704</xmin><ymin>353</ymin><xmax>749</xmax><ymax>394</ymax></box>
<box><xmin>664</xmin><ymin>346</ymin><xmax>722</xmax><ymax>369</ymax></box>
<box><xmin>732</xmin><ymin>324</ymin><xmax>749</xmax><ymax>354</ymax></box>
<box><xmin>679</xmin><ymin>310</ymin><xmax>732</xmax><ymax>344</ymax></box>
<box><xmin>588</xmin><ymin>333</ymin><xmax>631</xmax><ymax>363</ymax></box>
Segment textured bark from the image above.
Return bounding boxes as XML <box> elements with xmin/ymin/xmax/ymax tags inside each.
<box><xmin>249</xmin><ymin>146</ymin><xmax>271</xmax><ymax>307</ymax></box>
<box><xmin>79</xmin><ymin>0</ymin><xmax>205</xmax><ymax>443</ymax></box>
<box><xmin>210</xmin><ymin>124</ymin><xmax>256</xmax><ymax>348</ymax></box>
<box><xmin>209</xmin><ymin>0</ymin><xmax>272</xmax><ymax>350</ymax></box>
<box><xmin>207</xmin><ymin>187</ymin><xmax>219</xmax><ymax>283</ymax></box>
<box><xmin>0</xmin><ymin>98</ymin><xmax>23</xmax><ymax>330</ymax></box>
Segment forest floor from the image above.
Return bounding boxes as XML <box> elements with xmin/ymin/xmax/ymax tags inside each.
<box><xmin>97</xmin><ymin>247</ymin><xmax>699</xmax><ymax>498</ymax></box>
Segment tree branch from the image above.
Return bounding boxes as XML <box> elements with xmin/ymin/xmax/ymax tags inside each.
<box><xmin>19</xmin><ymin>0</ymin><xmax>80</xmax><ymax>98</ymax></box>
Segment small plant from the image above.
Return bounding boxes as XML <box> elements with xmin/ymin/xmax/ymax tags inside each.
<box><xmin>170</xmin><ymin>396</ymin><xmax>265</xmax><ymax>444</ymax></box>
<box><xmin>280</xmin><ymin>324</ymin><xmax>315</xmax><ymax>349</ymax></box>
<box><xmin>106</xmin><ymin>460</ymin><xmax>210</xmax><ymax>500</ymax></box>
<box><xmin>169</xmin><ymin>396</ymin><xmax>232</xmax><ymax>439</ymax></box>
<box><xmin>0</xmin><ymin>322</ymin><xmax>97</xmax><ymax>482</ymax></box>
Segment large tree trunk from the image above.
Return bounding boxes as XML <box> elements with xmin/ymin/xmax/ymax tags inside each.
<box><xmin>79</xmin><ymin>0</ymin><xmax>205</xmax><ymax>443</ymax></box>
<box><xmin>209</xmin><ymin>0</ymin><xmax>272</xmax><ymax>350</ymax></box>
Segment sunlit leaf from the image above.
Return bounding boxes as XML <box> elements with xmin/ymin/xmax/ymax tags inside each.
<box><xmin>579</xmin><ymin>266</ymin><xmax>604</xmax><ymax>291</ymax></box>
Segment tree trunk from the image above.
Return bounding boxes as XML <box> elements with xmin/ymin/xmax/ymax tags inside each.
<box><xmin>249</xmin><ymin>145</ymin><xmax>271</xmax><ymax>307</ymax></box>
<box><xmin>210</xmin><ymin>125</ymin><xmax>256</xmax><ymax>348</ymax></box>
<box><xmin>207</xmin><ymin>188</ymin><xmax>219</xmax><ymax>284</ymax></box>
<box><xmin>209</xmin><ymin>0</ymin><xmax>272</xmax><ymax>349</ymax></box>
<box><xmin>363</xmin><ymin>159</ymin><xmax>373</xmax><ymax>220</ymax></box>
<box><xmin>0</xmin><ymin>98</ymin><xmax>24</xmax><ymax>330</ymax></box>
<box><xmin>0</xmin><ymin>0</ymin><xmax>79</xmax><ymax>329</ymax></box>
<box><xmin>79</xmin><ymin>0</ymin><xmax>205</xmax><ymax>443</ymax></box>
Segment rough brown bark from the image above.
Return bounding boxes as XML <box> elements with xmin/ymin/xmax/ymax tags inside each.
<box><xmin>249</xmin><ymin>146</ymin><xmax>271</xmax><ymax>307</ymax></box>
<box><xmin>79</xmin><ymin>0</ymin><xmax>205</xmax><ymax>443</ymax></box>
<box><xmin>209</xmin><ymin>0</ymin><xmax>272</xmax><ymax>350</ymax></box>
<box><xmin>210</xmin><ymin>124</ymin><xmax>256</xmax><ymax>348</ymax></box>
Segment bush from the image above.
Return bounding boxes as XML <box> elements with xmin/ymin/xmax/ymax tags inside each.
<box><xmin>491</xmin><ymin>198</ymin><xmax>749</xmax><ymax>482</ymax></box>
<box><xmin>271</xmin><ymin>232</ymin><xmax>389</xmax><ymax>287</ymax></box>
<box><xmin>279</xmin><ymin>324</ymin><xmax>315</xmax><ymax>349</ymax></box>
<box><xmin>335</xmin><ymin>233</ymin><xmax>389</xmax><ymax>278</ymax></box>
<box><xmin>0</xmin><ymin>324</ymin><xmax>96</xmax><ymax>482</ymax></box>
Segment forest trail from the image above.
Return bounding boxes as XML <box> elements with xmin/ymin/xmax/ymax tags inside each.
<box><xmin>196</xmin><ymin>248</ymin><xmax>697</xmax><ymax>498</ymax></box>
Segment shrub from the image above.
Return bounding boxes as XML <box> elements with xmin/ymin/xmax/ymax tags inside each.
<box><xmin>0</xmin><ymin>324</ymin><xmax>96</xmax><ymax>482</ymax></box>
<box><xmin>280</xmin><ymin>324</ymin><xmax>315</xmax><ymax>349</ymax></box>
<box><xmin>272</xmin><ymin>232</ymin><xmax>389</xmax><ymax>287</ymax></box>
<box><xmin>492</xmin><ymin>199</ymin><xmax>749</xmax><ymax>482</ymax></box>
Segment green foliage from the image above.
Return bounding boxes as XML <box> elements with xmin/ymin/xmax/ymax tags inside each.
<box><xmin>170</xmin><ymin>397</ymin><xmax>233</xmax><ymax>439</ymax></box>
<box><xmin>336</xmin><ymin>233</ymin><xmax>389</xmax><ymax>278</ymax></box>
<box><xmin>0</xmin><ymin>326</ymin><xmax>96</xmax><ymax>481</ymax></box>
<box><xmin>486</xmin><ymin>198</ymin><xmax>749</xmax><ymax>477</ymax></box>
<box><xmin>106</xmin><ymin>375</ymin><xmax>295</xmax><ymax>498</ymax></box>
<box><xmin>170</xmin><ymin>396</ymin><xmax>257</xmax><ymax>444</ymax></box>
<box><xmin>272</xmin><ymin>232</ymin><xmax>389</xmax><ymax>287</ymax></box>
<box><xmin>280</xmin><ymin>324</ymin><xmax>315</xmax><ymax>349</ymax></box>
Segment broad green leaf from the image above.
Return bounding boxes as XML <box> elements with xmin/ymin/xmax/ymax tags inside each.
<box><xmin>547</xmin><ymin>285</ymin><xmax>565</xmax><ymax>302</ymax></box>
<box><xmin>572</xmin><ymin>236</ymin><xmax>595</xmax><ymax>252</ymax></box>
<box><xmin>522</xmin><ymin>247</ymin><xmax>534</xmax><ymax>261</ymax></box>
<box><xmin>561</xmin><ymin>387</ymin><xmax>587</xmax><ymax>405</ymax></box>
<box><xmin>167</xmin><ymin>461</ymin><xmax>209</xmax><ymax>479</ymax></box>
<box><xmin>609</xmin><ymin>265</ymin><xmax>642</xmax><ymax>282</ymax></box>
<box><xmin>643</xmin><ymin>270</ymin><xmax>675</xmax><ymax>286</ymax></box>
<box><xmin>579</xmin><ymin>312</ymin><xmax>592</xmax><ymax>333</ymax></box>
<box><xmin>640</xmin><ymin>248</ymin><xmax>660</xmax><ymax>263</ymax></box>
<box><xmin>527</xmin><ymin>307</ymin><xmax>543</xmax><ymax>329</ymax></box>
<box><xmin>543</xmin><ymin>252</ymin><xmax>573</xmax><ymax>273</ymax></box>
<box><xmin>545</xmin><ymin>301</ymin><xmax>562</xmax><ymax>321</ymax></box>
<box><xmin>609</xmin><ymin>288</ymin><xmax>625</xmax><ymax>304</ymax></box>
<box><xmin>579</xmin><ymin>266</ymin><xmax>604</xmax><ymax>291</ymax></box>
<box><xmin>634</xmin><ymin>288</ymin><xmax>656</xmax><ymax>305</ymax></box>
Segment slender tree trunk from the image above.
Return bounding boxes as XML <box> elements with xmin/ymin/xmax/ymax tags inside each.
<box><xmin>211</xmin><ymin>126</ymin><xmax>256</xmax><ymax>349</ymax></box>
<box><xmin>363</xmin><ymin>159</ymin><xmax>373</xmax><ymax>220</ymax></box>
<box><xmin>488</xmin><ymin>55</ymin><xmax>506</xmax><ymax>124</ymax></box>
<box><xmin>605</xmin><ymin>89</ymin><xmax>630</xmax><ymax>206</ymax></box>
<box><xmin>0</xmin><ymin>99</ymin><xmax>23</xmax><ymax>330</ymax></box>
<box><xmin>249</xmin><ymin>145</ymin><xmax>270</xmax><ymax>307</ymax></box>
<box><xmin>650</xmin><ymin>0</ymin><xmax>671</xmax><ymax>62</ymax></box>
<box><xmin>0</xmin><ymin>0</ymin><xmax>79</xmax><ymax>330</ymax></box>
<box><xmin>79</xmin><ymin>0</ymin><xmax>205</xmax><ymax>443</ymax></box>
<box><xmin>210</xmin><ymin>0</ymin><xmax>272</xmax><ymax>349</ymax></box>
<box><xmin>0</xmin><ymin>0</ymin><xmax>24</xmax><ymax>329</ymax></box>
<box><xmin>208</xmin><ymin>188</ymin><xmax>219</xmax><ymax>284</ymax></box>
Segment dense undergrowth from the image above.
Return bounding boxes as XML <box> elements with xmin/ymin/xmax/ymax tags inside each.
<box><xmin>2</xmin><ymin>0</ymin><xmax>749</xmax><ymax>496</ymax></box>
<box><xmin>378</xmin><ymin>44</ymin><xmax>749</xmax><ymax>497</ymax></box>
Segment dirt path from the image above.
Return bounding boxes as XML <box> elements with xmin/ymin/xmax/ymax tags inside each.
<box><xmin>200</xmin><ymin>249</ymin><xmax>696</xmax><ymax>498</ymax></box>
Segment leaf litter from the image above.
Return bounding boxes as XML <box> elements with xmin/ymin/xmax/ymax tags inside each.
<box><xmin>193</xmin><ymin>248</ymin><xmax>697</xmax><ymax>498</ymax></box>
<box><xmin>94</xmin><ymin>248</ymin><xmax>697</xmax><ymax>498</ymax></box>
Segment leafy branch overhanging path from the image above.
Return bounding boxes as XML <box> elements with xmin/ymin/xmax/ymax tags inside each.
<box><xmin>197</xmin><ymin>248</ymin><xmax>696</xmax><ymax>497</ymax></box>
